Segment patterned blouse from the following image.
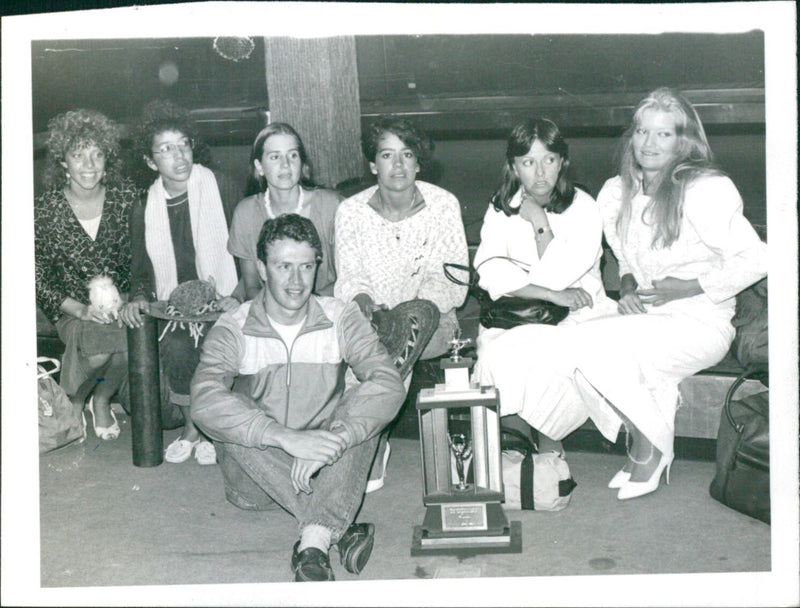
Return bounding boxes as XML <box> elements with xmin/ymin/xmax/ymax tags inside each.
<box><xmin>334</xmin><ymin>180</ymin><xmax>468</xmax><ymax>313</ymax></box>
<box><xmin>35</xmin><ymin>180</ymin><xmax>141</xmax><ymax>324</ymax></box>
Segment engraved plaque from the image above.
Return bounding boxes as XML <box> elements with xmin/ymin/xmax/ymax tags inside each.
<box><xmin>441</xmin><ymin>503</ymin><xmax>488</xmax><ymax>532</ymax></box>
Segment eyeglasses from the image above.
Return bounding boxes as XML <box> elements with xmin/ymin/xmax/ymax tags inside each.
<box><xmin>152</xmin><ymin>138</ymin><xmax>193</xmax><ymax>157</ymax></box>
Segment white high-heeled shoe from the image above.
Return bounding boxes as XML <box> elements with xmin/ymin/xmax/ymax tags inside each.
<box><xmin>617</xmin><ymin>453</ymin><xmax>673</xmax><ymax>500</ymax></box>
<box><xmin>607</xmin><ymin>469</ymin><xmax>631</xmax><ymax>489</ymax></box>
<box><xmin>86</xmin><ymin>396</ymin><xmax>120</xmax><ymax>441</ymax></box>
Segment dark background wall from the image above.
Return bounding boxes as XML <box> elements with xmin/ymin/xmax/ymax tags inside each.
<box><xmin>31</xmin><ymin>32</ymin><xmax>766</xmax><ymax>244</ymax></box>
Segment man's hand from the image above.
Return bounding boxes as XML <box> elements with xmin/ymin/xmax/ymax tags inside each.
<box><xmin>275</xmin><ymin>427</ymin><xmax>347</xmax><ymax>464</ymax></box>
<box><xmin>637</xmin><ymin>277</ymin><xmax>703</xmax><ymax>307</ymax></box>
<box><xmin>291</xmin><ymin>458</ymin><xmax>325</xmax><ymax>494</ymax></box>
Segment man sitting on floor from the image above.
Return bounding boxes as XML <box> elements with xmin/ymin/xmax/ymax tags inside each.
<box><xmin>191</xmin><ymin>214</ymin><xmax>406</xmax><ymax>582</ymax></box>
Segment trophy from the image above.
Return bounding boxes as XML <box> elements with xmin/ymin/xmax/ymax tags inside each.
<box><xmin>411</xmin><ymin>329</ymin><xmax>521</xmax><ymax>555</ymax></box>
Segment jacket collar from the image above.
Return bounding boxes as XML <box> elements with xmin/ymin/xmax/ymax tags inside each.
<box><xmin>242</xmin><ymin>290</ymin><xmax>334</xmax><ymax>339</ymax></box>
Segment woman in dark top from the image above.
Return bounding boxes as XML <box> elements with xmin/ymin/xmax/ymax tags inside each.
<box><xmin>35</xmin><ymin>109</ymin><xmax>138</xmax><ymax>441</ymax></box>
<box><xmin>120</xmin><ymin>100</ymin><xmax>243</xmax><ymax>465</ymax></box>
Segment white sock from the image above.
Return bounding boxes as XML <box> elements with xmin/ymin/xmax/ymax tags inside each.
<box><xmin>298</xmin><ymin>525</ymin><xmax>332</xmax><ymax>553</ymax></box>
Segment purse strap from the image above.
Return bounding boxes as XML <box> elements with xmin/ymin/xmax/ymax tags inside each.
<box><xmin>724</xmin><ymin>367</ymin><xmax>769</xmax><ymax>432</ymax></box>
<box><xmin>443</xmin><ymin>256</ymin><xmax>531</xmax><ymax>289</ymax></box>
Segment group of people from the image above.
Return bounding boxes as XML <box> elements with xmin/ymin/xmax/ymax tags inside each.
<box><xmin>34</xmin><ymin>87</ymin><xmax>767</xmax><ymax>581</ymax></box>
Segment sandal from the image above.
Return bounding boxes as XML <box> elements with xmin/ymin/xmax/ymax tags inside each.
<box><xmin>86</xmin><ymin>396</ymin><xmax>120</xmax><ymax>441</ymax></box>
<box><xmin>165</xmin><ymin>437</ymin><xmax>200</xmax><ymax>463</ymax></box>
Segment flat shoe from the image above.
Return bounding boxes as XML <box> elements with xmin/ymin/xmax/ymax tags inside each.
<box><xmin>337</xmin><ymin>522</ymin><xmax>375</xmax><ymax>575</ymax></box>
<box><xmin>194</xmin><ymin>440</ymin><xmax>217</xmax><ymax>465</ymax></box>
<box><xmin>86</xmin><ymin>396</ymin><xmax>120</xmax><ymax>441</ymax></box>
<box><xmin>291</xmin><ymin>542</ymin><xmax>334</xmax><ymax>582</ymax></box>
<box><xmin>165</xmin><ymin>437</ymin><xmax>200</xmax><ymax>463</ymax></box>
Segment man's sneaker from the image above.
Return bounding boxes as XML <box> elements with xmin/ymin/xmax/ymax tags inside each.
<box><xmin>337</xmin><ymin>523</ymin><xmax>375</xmax><ymax>575</ymax></box>
<box><xmin>291</xmin><ymin>541</ymin><xmax>335</xmax><ymax>582</ymax></box>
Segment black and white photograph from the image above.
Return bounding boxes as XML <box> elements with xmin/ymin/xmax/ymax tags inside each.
<box><xmin>2</xmin><ymin>2</ymin><xmax>797</xmax><ymax>606</ymax></box>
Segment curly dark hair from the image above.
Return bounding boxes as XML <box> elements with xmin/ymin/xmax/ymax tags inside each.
<box><xmin>43</xmin><ymin>109</ymin><xmax>123</xmax><ymax>190</ymax></box>
<box><xmin>256</xmin><ymin>213</ymin><xmax>323</xmax><ymax>265</ymax></box>
<box><xmin>133</xmin><ymin>100</ymin><xmax>212</xmax><ymax>172</ymax></box>
<box><xmin>361</xmin><ymin>115</ymin><xmax>434</xmax><ymax>166</ymax></box>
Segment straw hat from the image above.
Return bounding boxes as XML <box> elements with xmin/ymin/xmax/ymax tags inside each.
<box><xmin>371</xmin><ymin>299</ymin><xmax>440</xmax><ymax>380</ymax></box>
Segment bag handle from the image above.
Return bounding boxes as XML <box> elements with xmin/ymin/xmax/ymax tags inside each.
<box><xmin>442</xmin><ymin>262</ymin><xmax>474</xmax><ymax>288</ymax></box>
<box><xmin>724</xmin><ymin>367</ymin><xmax>769</xmax><ymax>432</ymax></box>
<box><xmin>499</xmin><ymin>425</ymin><xmax>537</xmax><ymax>456</ymax></box>
<box><xmin>443</xmin><ymin>256</ymin><xmax>531</xmax><ymax>289</ymax></box>
<box><xmin>36</xmin><ymin>357</ymin><xmax>61</xmax><ymax>380</ymax></box>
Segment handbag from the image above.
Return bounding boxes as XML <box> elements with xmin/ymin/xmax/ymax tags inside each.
<box><xmin>38</xmin><ymin>357</ymin><xmax>86</xmax><ymax>454</ymax></box>
<box><xmin>731</xmin><ymin>278</ymin><xmax>768</xmax><ymax>372</ymax></box>
<box><xmin>709</xmin><ymin>369</ymin><xmax>770</xmax><ymax>523</ymax></box>
<box><xmin>443</xmin><ymin>257</ymin><xmax>569</xmax><ymax>329</ymax></box>
<box><xmin>499</xmin><ymin>426</ymin><xmax>577</xmax><ymax>511</ymax></box>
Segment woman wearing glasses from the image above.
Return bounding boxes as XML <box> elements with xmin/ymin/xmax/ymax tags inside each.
<box><xmin>35</xmin><ymin>109</ymin><xmax>137</xmax><ymax>441</ymax></box>
<box><xmin>121</xmin><ymin>100</ymin><xmax>243</xmax><ymax>465</ymax></box>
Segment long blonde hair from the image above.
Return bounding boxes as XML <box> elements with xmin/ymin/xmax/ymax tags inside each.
<box><xmin>617</xmin><ymin>87</ymin><xmax>723</xmax><ymax>248</ymax></box>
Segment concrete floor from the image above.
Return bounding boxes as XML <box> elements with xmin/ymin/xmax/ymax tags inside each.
<box><xmin>36</xmin><ymin>413</ymin><xmax>776</xmax><ymax>602</ymax></box>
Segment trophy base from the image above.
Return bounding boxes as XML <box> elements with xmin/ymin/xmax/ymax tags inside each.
<box><xmin>411</xmin><ymin>521</ymin><xmax>522</xmax><ymax>556</ymax></box>
<box><xmin>410</xmin><ymin>502</ymin><xmax>522</xmax><ymax>556</ymax></box>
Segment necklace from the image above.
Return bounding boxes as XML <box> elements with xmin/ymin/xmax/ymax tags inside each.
<box><xmin>378</xmin><ymin>187</ymin><xmax>419</xmax><ymax>222</ymax></box>
<box><xmin>265</xmin><ymin>187</ymin><xmax>304</xmax><ymax>219</ymax></box>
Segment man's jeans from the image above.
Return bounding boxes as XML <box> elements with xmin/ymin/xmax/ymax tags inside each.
<box><xmin>216</xmin><ymin>436</ymin><xmax>379</xmax><ymax>543</ymax></box>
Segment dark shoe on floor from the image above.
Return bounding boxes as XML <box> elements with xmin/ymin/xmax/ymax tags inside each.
<box><xmin>291</xmin><ymin>541</ymin><xmax>334</xmax><ymax>582</ymax></box>
<box><xmin>337</xmin><ymin>523</ymin><xmax>375</xmax><ymax>575</ymax></box>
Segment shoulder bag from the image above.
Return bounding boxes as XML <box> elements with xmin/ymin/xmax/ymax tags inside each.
<box><xmin>709</xmin><ymin>369</ymin><xmax>770</xmax><ymax>523</ymax></box>
<box><xmin>38</xmin><ymin>357</ymin><xmax>86</xmax><ymax>454</ymax></box>
<box><xmin>443</xmin><ymin>257</ymin><xmax>569</xmax><ymax>329</ymax></box>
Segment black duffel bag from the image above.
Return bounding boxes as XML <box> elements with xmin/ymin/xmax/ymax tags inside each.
<box><xmin>443</xmin><ymin>258</ymin><xmax>569</xmax><ymax>330</ymax></box>
<box><xmin>709</xmin><ymin>369</ymin><xmax>770</xmax><ymax>524</ymax></box>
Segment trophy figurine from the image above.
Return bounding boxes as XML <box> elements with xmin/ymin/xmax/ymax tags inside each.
<box><xmin>448</xmin><ymin>433</ymin><xmax>473</xmax><ymax>491</ymax></box>
<box><xmin>448</xmin><ymin>328</ymin><xmax>472</xmax><ymax>363</ymax></box>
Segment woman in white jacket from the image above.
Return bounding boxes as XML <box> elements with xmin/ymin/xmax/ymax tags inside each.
<box><xmin>473</xmin><ymin>118</ymin><xmax>616</xmax><ymax>454</ymax></box>
<box><xmin>570</xmin><ymin>88</ymin><xmax>767</xmax><ymax>499</ymax></box>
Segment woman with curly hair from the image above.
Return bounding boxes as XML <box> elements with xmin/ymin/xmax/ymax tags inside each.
<box><xmin>35</xmin><ymin>108</ymin><xmax>138</xmax><ymax>440</ymax></box>
<box><xmin>119</xmin><ymin>99</ymin><xmax>244</xmax><ymax>465</ymax></box>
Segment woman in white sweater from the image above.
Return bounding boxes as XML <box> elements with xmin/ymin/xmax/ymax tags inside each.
<box><xmin>335</xmin><ymin>115</ymin><xmax>468</xmax><ymax>360</ymax></box>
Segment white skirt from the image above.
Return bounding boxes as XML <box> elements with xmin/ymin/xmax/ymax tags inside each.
<box><xmin>473</xmin><ymin>296</ymin><xmax>734</xmax><ymax>454</ymax></box>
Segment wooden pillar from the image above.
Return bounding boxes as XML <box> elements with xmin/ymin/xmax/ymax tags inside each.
<box><xmin>264</xmin><ymin>36</ymin><xmax>364</xmax><ymax>188</ymax></box>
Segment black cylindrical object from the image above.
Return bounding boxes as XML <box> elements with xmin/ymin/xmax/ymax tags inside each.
<box><xmin>127</xmin><ymin>316</ymin><xmax>163</xmax><ymax>467</ymax></box>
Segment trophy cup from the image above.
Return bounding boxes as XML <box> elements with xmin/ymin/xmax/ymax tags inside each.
<box><xmin>411</xmin><ymin>330</ymin><xmax>521</xmax><ymax>555</ymax></box>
